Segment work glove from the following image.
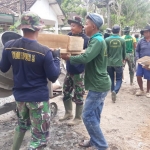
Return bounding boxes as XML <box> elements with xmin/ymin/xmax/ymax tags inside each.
<box><xmin>52</xmin><ymin>49</ymin><xmax>60</xmax><ymax>59</ymax></box>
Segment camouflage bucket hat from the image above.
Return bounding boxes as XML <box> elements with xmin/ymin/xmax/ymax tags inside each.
<box><xmin>18</xmin><ymin>11</ymin><xmax>45</xmax><ymax>31</ymax></box>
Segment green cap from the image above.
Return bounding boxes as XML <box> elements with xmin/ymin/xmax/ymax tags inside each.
<box><xmin>18</xmin><ymin>11</ymin><xmax>45</xmax><ymax>31</ymax></box>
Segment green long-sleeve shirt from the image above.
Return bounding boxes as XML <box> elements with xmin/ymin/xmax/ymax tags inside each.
<box><xmin>70</xmin><ymin>33</ymin><xmax>111</xmax><ymax>92</ymax></box>
<box><xmin>105</xmin><ymin>34</ymin><xmax>126</xmax><ymax>66</ymax></box>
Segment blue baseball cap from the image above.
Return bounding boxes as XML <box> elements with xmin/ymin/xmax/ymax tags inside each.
<box><xmin>112</xmin><ymin>25</ymin><xmax>120</xmax><ymax>33</ymax></box>
<box><xmin>87</xmin><ymin>13</ymin><xmax>104</xmax><ymax>29</ymax></box>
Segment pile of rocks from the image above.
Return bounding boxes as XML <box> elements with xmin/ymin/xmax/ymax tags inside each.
<box><xmin>49</xmin><ymin>119</ymin><xmax>86</xmax><ymax>150</ymax></box>
<box><xmin>0</xmin><ymin>112</ymin><xmax>87</xmax><ymax>150</ymax></box>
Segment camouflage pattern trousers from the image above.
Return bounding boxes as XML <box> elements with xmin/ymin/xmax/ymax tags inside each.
<box><xmin>16</xmin><ymin>101</ymin><xmax>50</xmax><ymax>149</ymax></box>
<box><xmin>124</xmin><ymin>53</ymin><xmax>135</xmax><ymax>75</ymax></box>
<box><xmin>63</xmin><ymin>72</ymin><xmax>84</xmax><ymax>105</ymax></box>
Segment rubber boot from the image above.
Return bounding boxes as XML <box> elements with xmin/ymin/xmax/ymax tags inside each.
<box><xmin>59</xmin><ymin>100</ymin><xmax>73</xmax><ymax>121</ymax></box>
<box><xmin>111</xmin><ymin>91</ymin><xmax>116</xmax><ymax>103</ymax></box>
<box><xmin>11</xmin><ymin>130</ymin><xmax>25</xmax><ymax>150</ymax></box>
<box><xmin>68</xmin><ymin>105</ymin><xmax>83</xmax><ymax>126</ymax></box>
<box><xmin>130</xmin><ymin>74</ymin><xmax>134</xmax><ymax>85</ymax></box>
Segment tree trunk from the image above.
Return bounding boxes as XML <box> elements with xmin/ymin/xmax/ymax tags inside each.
<box><xmin>107</xmin><ymin>4</ymin><xmax>111</xmax><ymax>27</ymax></box>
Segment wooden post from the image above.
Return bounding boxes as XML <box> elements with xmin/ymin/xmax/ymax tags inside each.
<box><xmin>20</xmin><ymin>0</ymin><xmax>23</xmax><ymax>14</ymax></box>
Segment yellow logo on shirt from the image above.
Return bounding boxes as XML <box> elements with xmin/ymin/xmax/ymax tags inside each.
<box><xmin>11</xmin><ymin>51</ymin><xmax>35</xmax><ymax>62</ymax></box>
<box><xmin>110</xmin><ymin>40</ymin><xmax>121</xmax><ymax>47</ymax></box>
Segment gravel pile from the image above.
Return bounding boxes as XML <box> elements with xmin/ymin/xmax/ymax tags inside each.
<box><xmin>49</xmin><ymin>119</ymin><xmax>86</xmax><ymax>150</ymax></box>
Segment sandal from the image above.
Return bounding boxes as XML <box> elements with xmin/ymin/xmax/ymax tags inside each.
<box><xmin>146</xmin><ymin>92</ymin><xmax>150</xmax><ymax>98</ymax></box>
<box><xmin>79</xmin><ymin>140</ymin><xmax>91</xmax><ymax>147</ymax></box>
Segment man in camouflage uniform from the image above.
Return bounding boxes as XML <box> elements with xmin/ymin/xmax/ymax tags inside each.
<box><xmin>59</xmin><ymin>16</ymin><xmax>89</xmax><ymax>125</ymax></box>
<box><xmin>122</xmin><ymin>26</ymin><xmax>136</xmax><ymax>85</ymax></box>
<box><xmin>0</xmin><ymin>11</ymin><xmax>60</xmax><ymax>150</ymax></box>
<box><xmin>104</xmin><ymin>28</ymin><xmax>112</xmax><ymax>39</ymax></box>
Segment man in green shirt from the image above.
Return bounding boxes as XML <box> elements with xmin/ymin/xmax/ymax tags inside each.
<box><xmin>122</xmin><ymin>26</ymin><xmax>136</xmax><ymax>85</ymax></box>
<box><xmin>106</xmin><ymin>25</ymin><xmax>126</xmax><ymax>102</ymax></box>
<box><xmin>61</xmin><ymin>13</ymin><xmax>111</xmax><ymax>150</ymax></box>
<box><xmin>134</xmin><ymin>34</ymin><xmax>140</xmax><ymax>43</ymax></box>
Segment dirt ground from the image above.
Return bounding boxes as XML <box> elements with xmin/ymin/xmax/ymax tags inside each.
<box><xmin>0</xmin><ymin>65</ymin><xmax>150</xmax><ymax>150</ymax></box>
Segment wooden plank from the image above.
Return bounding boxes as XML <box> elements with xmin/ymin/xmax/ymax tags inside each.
<box><xmin>68</xmin><ymin>36</ymin><xmax>84</xmax><ymax>51</ymax></box>
<box><xmin>37</xmin><ymin>34</ymin><xmax>84</xmax><ymax>54</ymax></box>
<box><xmin>71</xmin><ymin>50</ymin><xmax>85</xmax><ymax>55</ymax></box>
<box><xmin>37</xmin><ymin>34</ymin><xmax>69</xmax><ymax>50</ymax></box>
<box><xmin>137</xmin><ymin>56</ymin><xmax>150</xmax><ymax>66</ymax></box>
<box><xmin>60</xmin><ymin>49</ymin><xmax>68</xmax><ymax>53</ymax></box>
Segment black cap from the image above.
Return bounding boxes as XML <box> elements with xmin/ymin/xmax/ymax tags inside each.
<box><xmin>122</xmin><ymin>26</ymin><xmax>130</xmax><ymax>32</ymax></box>
<box><xmin>140</xmin><ymin>25</ymin><xmax>150</xmax><ymax>35</ymax></box>
<box><xmin>106</xmin><ymin>28</ymin><xmax>112</xmax><ymax>33</ymax></box>
<box><xmin>112</xmin><ymin>25</ymin><xmax>120</xmax><ymax>33</ymax></box>
<box><xmin>68</xmin><ymin>16</ymin><xmax>84</xmax><ymax>28</ymax></box>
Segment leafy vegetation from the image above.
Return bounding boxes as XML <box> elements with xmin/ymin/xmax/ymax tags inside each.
<box><xmin>58</xmin><ymin>0</ymin><xmax>150</xmax><ymax>29</ymax></box>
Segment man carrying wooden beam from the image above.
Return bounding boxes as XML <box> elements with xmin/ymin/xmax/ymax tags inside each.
<box><xmin>0</xmin><ymin>11</ymin><xmax>60</xmax><ymax>150</ymax></box>
<box><xmin>59</xmin><ymin>16</ymin><xmax>89</xmax><ymax>126</ymax></box>
<box><xmin>61</xmin><ymin>13</ymin><xmax>111</xmax><ymax>150</ymax></box>
<box><xmin>136</xmin><ymin>25</ymin><xmax>150</xmax><ymax>98</ymax></box>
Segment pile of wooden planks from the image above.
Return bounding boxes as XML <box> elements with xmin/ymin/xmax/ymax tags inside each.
<box><xmin>37</xmin><ymin>34</ymin><xmax>85</xmax><ymax>55</ymax></box>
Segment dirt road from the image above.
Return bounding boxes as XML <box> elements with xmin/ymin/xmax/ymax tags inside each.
<box><xmin>0</xmin><ymin>66</ymin><xmax>150</xmax><ymax>150</ymax></box>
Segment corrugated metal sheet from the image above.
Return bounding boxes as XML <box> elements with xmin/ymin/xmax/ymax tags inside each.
<box><xmin>0</xmin><ymin>0</ymin><xmax>36</xmax><ymax>14</ymax></box>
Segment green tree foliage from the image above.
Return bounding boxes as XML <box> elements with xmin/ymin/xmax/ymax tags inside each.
<box><xmin>110</xmin><ymin>0</ymin><xmax>150</xmax><ymax>28</ymax></box>
<box><xmin>60</xmin><ymin>0</ymin><xmax>150</xmax><ymax>29</ymax></box>
<box><xmin>61</xmin><ymin>0</ymin><xmax>87</xmax><ymax>19</ymax></box>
